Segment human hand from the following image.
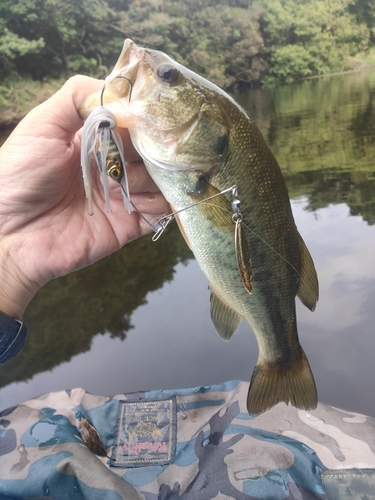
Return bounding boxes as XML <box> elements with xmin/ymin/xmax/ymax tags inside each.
<box><xmin>0</xmin><ymin>76</ymin><xmax>169</xmax><ymax>318</ymax></box>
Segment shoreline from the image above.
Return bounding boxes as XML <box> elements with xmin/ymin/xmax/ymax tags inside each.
<box><xmin>302</xmin><ymin>65</ymin><xmax>375</xmax><ymax>81</ymax></box>
<box><xmin>1</xmin><ymin>66</ymin><xmax>374</xmax><ymax>132</ymax></box>
<box><xmin>0</xmin><ymin>78</ymin><xmax>64</xmax><ymax>130</ymax></box>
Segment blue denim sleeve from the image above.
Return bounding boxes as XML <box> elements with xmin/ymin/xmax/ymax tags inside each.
<box><xmin>0</xmin><ymin>311</ymin><xmax>28</xmax><ymax>364</ymax></box>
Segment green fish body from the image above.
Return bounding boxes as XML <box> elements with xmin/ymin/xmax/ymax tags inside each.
<box><xmin>80</xmin><ymin>39</ymin><xmax>319</xmax><ymax>416</ymax></box>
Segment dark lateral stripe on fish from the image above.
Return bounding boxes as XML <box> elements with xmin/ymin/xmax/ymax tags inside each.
<box><xmin>246</xmin><ymin>351</ymin><xmax>317</xmax><ymax>416</ymax></box>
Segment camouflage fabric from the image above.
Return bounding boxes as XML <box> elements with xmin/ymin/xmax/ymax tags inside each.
<box><xmin>0</xmin><ymin>380</ymin><xmax>375</xmax><ymax>499</ymax></box>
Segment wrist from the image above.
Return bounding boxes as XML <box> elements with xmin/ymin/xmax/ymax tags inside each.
<box><xmin>0</xmin><ymin>249</ymin><xmax>33</xmax><ymax>363</ymax></box>
<box><xmin>0</xmin><ymin>248</ymin><xmax>39</xmax><ymax>319</ymax></box>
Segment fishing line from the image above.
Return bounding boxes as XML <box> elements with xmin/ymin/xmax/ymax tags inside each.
<box><xmin>119</xmin><ymin>183</ymin><xmax>238</xmax><ymax>236</ymax></box>
<box><xmin>120</xmin><ymin>171</ymin><xmax>307</xmax><ymax>292</ymax></box>
<box><xmin>122</xmin><ymin>172</ymin><xmax>315</xmax><ymax>299</ymax></box>
<box><xmin>119</xmin><ymin>183</ymin><xmax>163</xmax><ymax>232</ymax></box>
<box><xmin>156</xmin><ymin>193</ymin><xmax>315</xmax><ymax>298</ymax></box>
<box><xmin>151</xmin><ymin>185</ymin><xmax>238</xmax><ymax>241</ymax></box>
<box><xmin>195</xmin><ymin>199</ymin><xmax>305</xmax><ymax>283</ymax></box>
<box><xmin>219</xmin><ymin>203</ymin><xmax>317</xmax><ymax>299</ymax></box>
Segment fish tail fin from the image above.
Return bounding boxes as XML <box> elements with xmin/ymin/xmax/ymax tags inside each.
<box><xmin>246</xmin><ymin>350</ymin><xmax>317</xmax><ymax>416</ymax></box>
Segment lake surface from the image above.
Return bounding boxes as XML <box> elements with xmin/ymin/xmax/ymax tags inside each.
<box><xmin>1</xmin><ymin>71</ymin><xmax>375</xmax><ymax>417</ymax></box>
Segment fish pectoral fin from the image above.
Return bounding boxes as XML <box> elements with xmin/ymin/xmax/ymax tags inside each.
<box><xmin>296</xmin><ymin>232</ymin><xmax>319</xmax><ymax>312</ymax></box>
<box><xmin>246</xmin><ymin>350</ymin><xmax>317</xmax><ymax>417</ymax></box>
<box><xmin>210</xmin><ymin>287</ymin><xmax>242</xmax><ymax>341</ymax></box>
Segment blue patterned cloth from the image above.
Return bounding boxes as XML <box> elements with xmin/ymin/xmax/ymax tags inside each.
<box><xmin>0</xmin><ymin>380</ymin><xmax>374</xmax><ymax>499</ymax></box>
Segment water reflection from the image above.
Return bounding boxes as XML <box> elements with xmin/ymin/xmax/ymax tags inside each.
<box><xmin>0</xmin><ymin>224</ymin><xmax>193</xmax><ymax>389</ymax></box>
<box><xmin>1</xmin><ymin>71</ymin><xmax>375</xmax><ymax>416</ymax></box>
<box><xmin>234</xmin><ymin>71</ymin><xmax>375</xmax><ymax>221</ymax></box>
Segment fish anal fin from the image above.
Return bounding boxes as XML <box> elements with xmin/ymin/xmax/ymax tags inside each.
<box><xmin>246</xmin><ymin>350</ymin><xmax>317</xmax><ymax>416</ymax></box>
<box><xmin>210</xmin><ymin>287</ymin><xmax>242</xmax><ymax>341</ymax></box>
<box><xmin>297</xmin><ymin>232</ymin><xmax>319</xmax><ymax>312</ymax></box>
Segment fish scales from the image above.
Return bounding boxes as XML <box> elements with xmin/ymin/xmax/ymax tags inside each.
<box><xmin>80</xmin><ymin>39</ymin><xmax>319</xmax><ymax>416</ymax></box>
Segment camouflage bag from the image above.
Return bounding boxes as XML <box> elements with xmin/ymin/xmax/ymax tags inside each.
<box><xmin>0</xmin><ymin>380</ymin><xmax>374</xmax><ymax>499</ymax></box>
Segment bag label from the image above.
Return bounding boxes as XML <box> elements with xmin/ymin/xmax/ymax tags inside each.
<box><xmin>110</xmin><ymin>398</ymin><xmax>176</xmax><ymax>467</ymax></box>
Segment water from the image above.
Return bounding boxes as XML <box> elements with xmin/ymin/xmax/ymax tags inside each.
<box><xmin>1</xmin><ymin>71</ymin><xmax>375</xmax><ymax>417</ymax></box>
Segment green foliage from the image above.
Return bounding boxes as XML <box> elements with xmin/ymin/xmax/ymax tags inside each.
<box><xmin>0</xmin><ymin>27</ymin><xmax>44</xmax><ymax>59</ymax></box>
<box><xmin>0</xmin><ymin>0</ymin><xmax>374</xmax><ymax>87</ymax></box>
<box><xmin>257</xmin><ymin>0</ymin><xmax>371</xmax><ymax>83</ymax></box>
<box><xmin>0</xmin><ymin>20</ymin><xmax>44</xmax><ymax>78</ymax></box>
<box><xmin>0</xmin><ymin>0</ymin><xmax>128</xmax><ymax>79</ymax></box>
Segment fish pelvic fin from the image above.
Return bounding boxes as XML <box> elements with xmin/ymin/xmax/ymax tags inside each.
<box><xmin>210</xmin><ymin>287</ymin><xmax>242</xmax><ymax>341</ymax></box>
<box><xmin>246</xmin><ymin>350</ymin><xmax>317</xmax><ymax>416</ymax></box>
<box><xmin>297</xmin><ymin>232</ymin><xmax>319</xmax><ymax>311</ymax></box>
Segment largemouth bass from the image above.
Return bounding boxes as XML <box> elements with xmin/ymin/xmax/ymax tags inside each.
<box><xmin>80</xmin><ymin>39</ymin><xmax>319</xmax><ymax>416</ymax></box>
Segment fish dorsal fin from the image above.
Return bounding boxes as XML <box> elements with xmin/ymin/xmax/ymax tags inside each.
<box><xmin>210</xmin><ymin>287</ymin><xmax>242</xmax><ymax>341</ymax></box>
<box><xmin>297</xmin><ymin>231</ymin><xmax>319</xmax><ymax>311</ymax></box>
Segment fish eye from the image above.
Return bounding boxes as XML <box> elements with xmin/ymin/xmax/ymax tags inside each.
<box><xmin>156</xmin><ymin>64</ymin><xmax>180</xmax><ymax>85</ymax></box>
<box><xmin>109</xmin><ymin>167</ymin><xmax>121</xmax><ymax>180</ymax></box>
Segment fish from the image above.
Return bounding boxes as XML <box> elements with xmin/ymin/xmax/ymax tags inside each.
<box><xmin>80</xmin><ymin>39</ymin><xmax>319</xmax><ymax>416</ymax></box>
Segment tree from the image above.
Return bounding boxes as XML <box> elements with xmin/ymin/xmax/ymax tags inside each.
<box><xmin>257</xmin><ymin>0</ymin><xmax>370</xmax><ymax>83</ymax></box>
<box><xmin>0</xmin><ymin>19</ymin><xmax>44</xmax><ymax>78</ymax></box>
<box><xmin>0</xmin><ymin>0</ymin><xmax>130</xmax><ymax>79</ymax></box>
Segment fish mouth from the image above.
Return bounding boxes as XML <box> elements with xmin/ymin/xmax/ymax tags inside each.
<box><xmin>79</xmin><ymin>39</ymin><xmax>142</xmax><ymax>119</ymax></box>
<box><xmin>103</xmin><ymin>39</ymin><xmax>143</xmax><ymax>107</ymax></box>
<box><xmin>111</xmin><ymin>39</ymin><xmax>143</xmax><ymax>85</ymax></box>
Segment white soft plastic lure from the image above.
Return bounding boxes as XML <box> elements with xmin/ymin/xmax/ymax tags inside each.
<box><xmin>80</xmin><ymin>106</ymin><xmax>131</xmax><ymax>215</ymax></box>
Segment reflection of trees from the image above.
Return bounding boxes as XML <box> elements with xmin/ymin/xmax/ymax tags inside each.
<box><xmin>234</xmin><ymin>71</ymin><xmax>375</xmax><ymax>226</ymax></box>
<box><xmin>286</xmin><ymin>170</ymin><xmax>375</xmax><ymax>225</ymax></box>
<box><xmin>0</xmin><ymin>223</ymin><xmax>193</xmax><ymax>387</ymax></box>
<box><xmin>347</xmin><ymin>179</ymin><xmax>375</xmax><ymax>225</ymax></box>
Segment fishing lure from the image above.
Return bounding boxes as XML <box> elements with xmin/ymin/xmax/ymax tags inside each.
<box><xmin>232</xmin><ymin>188</ymin><xmax>252</xmax><ymax>294</ymax></box>
<box><xmin>153</xmin><ymin>185</ymin><xmax>253</xmax><ymax>293</ymax></box>
<box><xmin>81</xmin><ymin>94</ymin><xmax>131</xmax><ymax>215</ymax></box>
